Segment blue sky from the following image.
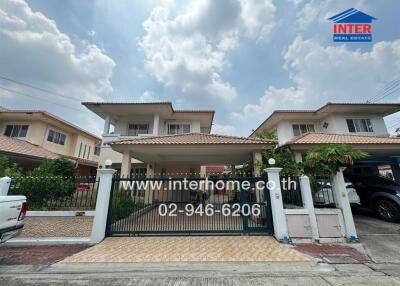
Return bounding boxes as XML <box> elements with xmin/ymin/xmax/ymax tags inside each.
<box><xmin>1</xmin><ymin>0</ymin><xmax>400</xmax><ymax>136</ymax></box>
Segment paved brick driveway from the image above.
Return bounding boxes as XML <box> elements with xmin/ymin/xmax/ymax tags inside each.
<box><xmin>62</xmin><ymin>236</ymin><xmax>309</xmax><ymax>263</ymax></box>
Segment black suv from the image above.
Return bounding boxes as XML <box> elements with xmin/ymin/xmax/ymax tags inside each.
<box><xmin>346</xmin><ymin>175</ymin><xmax>400</xmax><ymax>222</ymax></box>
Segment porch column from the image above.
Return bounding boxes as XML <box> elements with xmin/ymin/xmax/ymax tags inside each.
<box><xmin>253</xmin><ymin>151</ymin><xmax>262</xmax><ymax>177</ymax></box>
<box><xmin>145</xmin><ymin>163</ymin><xmax>155</xmax><ymax>204</ymax></box>
<box><xmin>200</xmin><ymin>166</ymin><xmax>207</xmax><ymax>178</ymax></box>
<box><xmin>120</xmin><ymin>151</ymin><xmax>131</xmax><ymax>177</ymax></box>
<box><xmin>0</xmin><ymin>177</ymin><xmax>11</xmax><ymax>196</ymax></box>
<box><xmin>153</xmin><ymin>113</ymin><xmax>160</xmax><ymax>135</ymax></box>
<box><xmin>265</xmin><ymin>167</ymin><xmax>289</xmax><ymax>242</ymax></box>
<box><xmin>103</xmin><ymin>115</ymin><xmax>111</xmax><ymax>135</ymax></box>
<box><xmin>331</xmin><ymin>167</ymin><xmax>358</xmax><ymax>241</ymax></box>
<box><xmin>294</xmin><ymin>152</ymin><xmax>303</xmax><ymax>163</ymax></box>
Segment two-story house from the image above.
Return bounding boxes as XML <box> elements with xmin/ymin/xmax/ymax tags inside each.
<box><xmin>250</xmin><ymin>102</ymin><xmax>400</xmax><ymax>181</ymax></box>
<box><xmin>0</xmin><ymin>107</ymin><xmax>101</xmax><ymax>176</ymax></box>
<box><xmin>83</xmin><ymin>102</ymin><xmax>275</xmax><ymax>178</ymax></box>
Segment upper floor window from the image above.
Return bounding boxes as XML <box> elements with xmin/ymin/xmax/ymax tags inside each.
<box><xmin>47</xmin><ymin>129</ymin><xmax>66</xmax><ymax>145</ymax></box>
<box><xmin>292</xmin><ymin>124</ymin><xmax>315</xmax><ymax>137</ymax></box>
<box><xmin>168</xmin><ymin>124</ymin><xmax>190</xmax><ymax>135</ymax></box>
<box><xmin>4</xmin><ymin>124</ymin><xmax>28</xmax><ymax>138</ymax></box>
<box><xmin>346</xmin><ymin>119</ymin><xmax>373</xmax><ymax>133</ymax></box>
<box><xmin>94</xmin><ymin>146</ymin><xmax>101</xmax><ymax>156</ymax></box>
<box><xmin>128</xmin><ymin>124</ymin><xmax>149</xmax><ymax>136</ymax></box>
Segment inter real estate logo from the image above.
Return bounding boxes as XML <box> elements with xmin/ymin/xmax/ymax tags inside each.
<box><xmin>328</xmin><ymin>8</ymin><xmax>376</xmax><ymax>42</ymax></box>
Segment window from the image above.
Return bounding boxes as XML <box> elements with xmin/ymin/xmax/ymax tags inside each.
<box><xmin>83</xmin><ymin>144</ymin><xmax>87</xmax><ymax>158</ymax></box>
<box><xmin>4</xmin><ymin>124</ymin><xmax>28</xmax><ymax>138</ymax></box>
<box><xmin>346</xmin><ymin>119</ymin><xmax>373</xmax><ymax>133</ymax></box>
<box><xmin>128</xmin><ymin>124</ymin><xmax>149</xmax><ymax>136</ymax></box>
<box><xmin>292</xmin><ymin>124</ymin><xmax>315</xmax><ymax>136</ymax></box>
<box><xmin>87</xmin><ymin>146</ymin><xmax>91</xmax><ymax>159</ymax></box>
<box><xmin>168</xmin><ymin>124</ymin><xmax>190</xmax><ymax>135</ymax></box>
<box><xmin>47</xmin><ymin>129</ymin><xmax>66</xmax><ymax>145</ymax></box>
<box><xmin>94</xmin><ymin>146</ymin><xmax>101</xmax><ymax>156</ymax></box>
<box><xmin>78</xmin><ymin>142</ymin><xmax>83</xmax><ymax>157</ymax></box>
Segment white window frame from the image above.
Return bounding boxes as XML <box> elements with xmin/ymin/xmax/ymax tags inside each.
<box><xmin>167</xmin><ymin>123</ymin><xmax>191</xmax><ymax>135</ymax></box>
<box><xmin>46</xmin><ymin>128</ymin><xmax>67</xmax><ymax>146</ymax></box>
<box><xmin>3</xmin><ymin>123</ymin><xmax>29</xmax><ymax>138</ymax></box>
<box><xmin>346</xmin><ymin>118</ymin><xmax>374</xmax><ymax>133</ymax></box>
<box><xmin>94</xmin><ymin>146</ymin><xmax>101</xmax><ymax>156</ymax></box>
<box><xmin>292</xmin><ymin>124</ymin><xmax>315</xmax><ymax>137</ymax></box>
<box><xmin>127</xmin><ymin>123</ymin><xmax>150</xmax><ymax>136</ymax></box>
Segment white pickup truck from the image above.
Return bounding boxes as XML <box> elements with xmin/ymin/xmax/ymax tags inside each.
<box><xmin>0</xmin><ymin>195</ymin><xmax>27</xmax><ymax>243</ymax></box>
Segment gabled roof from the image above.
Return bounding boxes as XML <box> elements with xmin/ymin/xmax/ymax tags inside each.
<box><xmin>250</xmin><ymin>102</ymin><xmax>400</xmax><ymax>137</ymax></box>
<box><xmin>82</xmin><ymin>102</ymin><xmax>215</xmax><ymax>131</ymax></box>
<box><xmin>0</xmin><ymin>136</ymin><xmax>98</xmax><ymax>166</ymax></box>
<box><xmin>109</xmin><ymin>133</ymin><xmax>276</xmax><ymax>146</ymax></box>
<box><xmin>285</xmin><ymin>132</ymin><xmax>400</xmax><ymax>145</ymax></box>
<box><xmin>0</xmin><ymin>136</ymin><xmax>60</xmax><ymax>160</ymax></box>
<box><xmin>328</xmin><ymin>8</ymin><xmax>376</xmax><ymax>23</ymax></box>
<box><xmin>0</xmin><ymin>109</ymin><xmax>101</xmax><ymax>141</ymax></box>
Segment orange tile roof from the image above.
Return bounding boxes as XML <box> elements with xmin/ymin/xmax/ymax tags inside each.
<box><xmin>0</xmin><ymin>136</ymin><xmax>98</xmax><ymax>166</ymax></box>
<box><xmin>109</xmin><ymin>133</ymin><xmax>276</xmax><ymax>145</ymax></box>
<box><xmin>286</xmin><ymin>132</ymin><xmax>400</xmax><ymax>145</ymax></box>
<box><xmin>0</xmin><ymin>136</ymin><xmax>60</xmax><ymax>159</ymax></box>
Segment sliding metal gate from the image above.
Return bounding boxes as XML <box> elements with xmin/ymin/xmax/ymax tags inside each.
<box><xmin>106</xmin><ymin>176</ymin><xmax>273</xmax><ymax>236</ymax></box>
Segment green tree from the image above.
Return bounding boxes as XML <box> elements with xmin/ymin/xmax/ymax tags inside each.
<box><xmin>254</xmin><ymin>128</ymin><xmax>278</xmax><ymax>140</ymax></box>
<box><xmin>304</xmin><ymin>144</ymin><xmax>368</xmax><ymax>177</ymax></box>
<box><xmin>262</xmin><ymin>146</ymin><xmax>303</xmax><ymax>176</ymax></box>
<box><xmin>0</xmin><ymin>156</ymin><xmax>22</xmax><ymax>178</ymax></box>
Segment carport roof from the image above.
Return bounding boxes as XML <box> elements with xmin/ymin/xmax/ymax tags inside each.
<box><xmin>109</xmin><ymin>133</ymin><xmax>277</xmax><ymax>146</ymax></box>
<box><xmin>286</xmin><ymin>132</ymin><xmax>400</xmax><ymax>145</ymax></box>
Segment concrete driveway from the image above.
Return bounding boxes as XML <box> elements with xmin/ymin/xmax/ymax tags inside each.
<box><xmin>354</xmin><ymin>208</ymin><xmax>400</xmax><ymax>263</ymax></box>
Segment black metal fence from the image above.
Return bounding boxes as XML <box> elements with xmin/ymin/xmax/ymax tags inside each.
<box><xmin>311</xmin><ymin>176</ymin><xmax>336</xmax><ymax>207</ymax></box>
<box><xmin>106</xmin><ymin>176</ymin><xmax>273</xmax><ymax>235</ymax></box>
<box><xmin>280</xmin><ymin>176</ymin><xmax>303</xmax><ymax>208</ymax></box>
<box><xmin>8</xmin><ymin>176</ymin><xmax>99</xmax><ymax>211</ymax></box>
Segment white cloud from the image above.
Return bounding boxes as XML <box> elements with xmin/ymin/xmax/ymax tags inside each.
<box><xmin>292</xmin><ymin>0</ymin><xmax>367</xmax><ymax>30</ymax></box>
<box><xmin>0</xmin><ymin>0</ymin><xmax>115</xmax><ymax>99</ymax></box>
<box><xmin>140</xmin><ymin>0</ymin><xmax>276</xmax><ymax>104</ymax></box>
<box><xmin>139</xmin><ymin>90</ymin><xmax>159</xmax><ymax>102</ymax></box>
<box><xmin>0</xmin><ymin>0</ymin><xmax>115</xmax><ymax>135</ymax></box>
<box><xmin>233</xmin><ymin>36</ymin><xmax>400</xmax><ymax>122</ymax></box>
<box><xmin>212</xmin><ymin>123</ymin><xmax>236</xmax><ymax>135</ymax></box>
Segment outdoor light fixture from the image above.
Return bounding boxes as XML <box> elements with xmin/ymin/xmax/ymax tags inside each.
<box><xmin>105</xmin><ymin>159</ymin><xmax>113</xmax><ymax>167</ymax></box>
<box><xmin>268</xmin><ymin>158</ymin><xmax>276</xmax><ymax>166</ymax></box>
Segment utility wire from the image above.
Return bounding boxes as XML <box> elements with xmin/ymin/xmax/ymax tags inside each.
<box><xmin>0</xmin><ymin>86</ymin><xmax>87</xmax><ymax>114</ymax></box>
<box><xmin>367</xmin><ymin>79</ymin><xmax>400</xmax><ymax>102</ymax></box>
<box><xmin>0</xmin><ymin>75</ymin><xmax>82</xmax><ymax>101</ymax></box>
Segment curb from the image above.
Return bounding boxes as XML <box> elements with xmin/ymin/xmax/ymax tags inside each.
<box><xmin>5</xmin><ymin>237</ymin><xmax>93</xmax><ymax>246</ymax></box>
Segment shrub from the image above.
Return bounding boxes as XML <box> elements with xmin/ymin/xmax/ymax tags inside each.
<box><xmin>111</xmin><ymin>195</ymin><xmax>138</xmax><ymax>222</ymax></box>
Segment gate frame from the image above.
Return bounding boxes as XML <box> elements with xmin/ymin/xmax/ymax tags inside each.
<box><xmin>105</xmin><ymin>176</ymin><xmax>274</xmax><ymax>236</ymax></box>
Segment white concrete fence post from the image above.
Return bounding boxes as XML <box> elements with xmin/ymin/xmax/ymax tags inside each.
<box><xmin>91</xmin><ymin>168</ymin><xmax>117</xmax><ymax>244</ymax></box>
<box><xmin>0</xmin><ymin>176</ymin><xmax>11</xmax><ymax>196</ymax></box>
<box><xmin>331</xmin><ymin>167</ymin><xmax>358</xmax><ymax>241</ymax></box>
<box><xmin>265</xmin><ymin>167</ymin><xmax>289</xmax><ymax>242</ymax></box>
<box><xmin>299</xmin><ymin>175</ymin><xmax>320</xmax><ymax>242</ymax></box>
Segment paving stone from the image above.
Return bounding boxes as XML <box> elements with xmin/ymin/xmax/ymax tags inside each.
<box><xmin>62</xmin><ymin>236</ymin><xmax>310</xmax><ymax>263</ymax></box>
<box><xmin>20</xmin><ymin>217</ymin><xmax>93</xmax><ymax>238</ymax></box>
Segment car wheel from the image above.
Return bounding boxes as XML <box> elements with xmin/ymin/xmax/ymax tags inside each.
<box><xmin>375</xmin><ymin>199</ymin><xmax>400</xmax><ymax>222</ymax></box>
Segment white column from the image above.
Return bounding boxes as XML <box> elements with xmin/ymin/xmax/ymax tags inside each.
<box><xmin>253</xmin><ymin>151</ymin><xmax>262</xmax><ymax>177</ymax></box>
<box><xmin>265</xmin><ymin>167</ymin><xmax>289</xmax><ymax>242</ymax></box>
<box><xmin>331</xmin><ymin>167</ymin><xmax>358</xmax><ymax>241</ymax></box>
<box><xmin>294</xmin><ymin>152</ymin><xmax>303</xmax><ymax>163</ymax></box>
<box><xmin>120</xmin><ymin>151</ymin><xmax>131</xmax><ymax>178</ymax></box>
<box><xmin>145</xmin><ymin>163</ymin><xmax>155</xmax><ymax>204</ymax></box>
<box><xmin>103</xmin><ymin>115</ymin><xmax>111</xmax><ymax>135</ymax></box>
<box><xmin>200</xmin><ymin>166</ymin><xmax>207</xmax><ymax>178</ymax></box>
<box><xmin>153</xmin><ymin>113</ymin><xmax>160</xmax><ymax>135</ymax></box>
<box><xmin>299</xmin><ymin>175</ymin><xmax>319</xmax><ymax>242</ymax></box>
<box><xmin>90</xmin><ymin>168</ymin><xmax>116</xmax><ymax>244</ymax></box>
<box><xmin>0</xmin><ymin>177</ymin><xmax>11</xmax><ymax>196</ymax></box>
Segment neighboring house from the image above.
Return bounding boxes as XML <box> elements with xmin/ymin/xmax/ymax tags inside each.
<box><xmin>0</xmin><ymin>108</ymin><xmax>101</xmax><ymax>176</ymax></box>
<box><xmin>83</xmin><ymin>102</ymin><xmax>275</xmax><ymax>177</ymax></box>
<box><xmin>250</xmin><ymin>102</ymin><xmax>400</xmax><ymax>182</ymax></box>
